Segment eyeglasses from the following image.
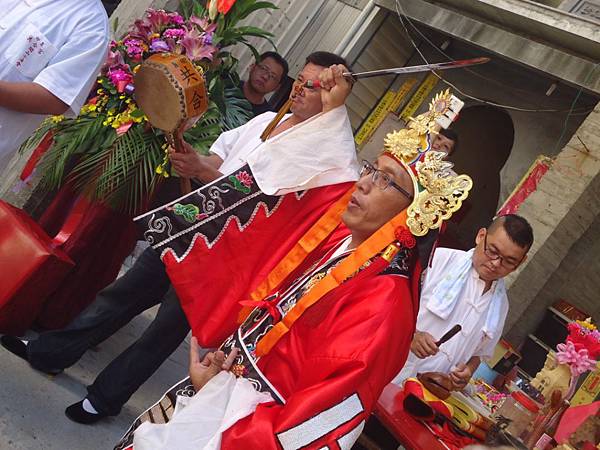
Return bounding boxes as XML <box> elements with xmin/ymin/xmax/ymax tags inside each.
<box><xmin>483</xmin><ymin>232</ymin><xmax>522</xmax><ymax>269</ymax></box>
<box><xmin>256</xmin><ymin>63</ymin><xmax>280</xmax><ymax>82</ymax></box>
<box><xmin>360</xmin><ymin>160</ymin><xmax>413</xmax><ymax>200</ymax></box>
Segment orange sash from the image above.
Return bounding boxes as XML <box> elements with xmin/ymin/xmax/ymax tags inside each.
<box><xmin>255</xmin><ymin>210</ymin><xmax>407</xmax><ymax>356</ymax></box>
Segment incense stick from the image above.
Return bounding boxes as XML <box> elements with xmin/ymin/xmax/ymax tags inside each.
<box><xmin>260</xmin><ymin>98</ymin><xmax>293</xmax><ymax>141</ymax></box>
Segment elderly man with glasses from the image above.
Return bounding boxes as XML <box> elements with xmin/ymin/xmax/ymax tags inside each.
<box><xmin>392</xmin><ymin>213</ymin><xmax>533</xmax><ymax>390</ymax></box>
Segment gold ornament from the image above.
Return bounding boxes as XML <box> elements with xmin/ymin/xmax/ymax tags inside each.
<box><xmin>382</xmin><ymin>89</ymin><xmax>473</xmax><ymax>237</ymax></box>
<box><xmin>406</xmin><ymin>151</ymin><xmax>472</xmax><ymax>236</ymax></box>
<box><xmin>384</xmin><ymin>128</ymin><xmax>421</xmax><ymax>162</ymax></box>
<box><xmin>406</xmin><ymin>89</ymin><xmax>453</xmax><ymax>136</ymax></box>
<box><xmin>428</xmin><ymin>89</ymin><xmax>452</xmax><ymax>117</ymax></box>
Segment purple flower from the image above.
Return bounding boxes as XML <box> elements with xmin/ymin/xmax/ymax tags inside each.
<box><xmin>150</xmin><ymin>38</ymin><xmax>170</xmax><ymax>53</ymax></box>
<box><xmin>168</xmin><ymin>12</ymin><xmax>185</xmax><ymax>25</ymax></box>
<box><xmin>163</xmin><ymin>28</ymin><xmax>186</xmax><ymax>41</ymax></box>
<box><xmin>124</xmin><ymin>38</ymin><xmax>146</xmax><ymax>61</ymax></box>
<box><xmin>201</xmin><ymin>33</ymin><xmax>213</xmax><ymax>46</ymax></box>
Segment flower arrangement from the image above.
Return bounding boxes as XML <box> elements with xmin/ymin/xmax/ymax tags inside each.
<box><xmin>20</xmin><ymin>0</ymin><xmax>276</xmax><ymax>214</ymax></box>
<box><xmin>556</xmin><ymin>319</ymin><xmax>600</xmax><ymax>377</ymax></box>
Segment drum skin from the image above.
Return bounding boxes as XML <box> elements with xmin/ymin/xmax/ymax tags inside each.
<box><xmin>135</xmin><ymin>53</ymin><xmax>208</xmax><ymax>132</ymax></box>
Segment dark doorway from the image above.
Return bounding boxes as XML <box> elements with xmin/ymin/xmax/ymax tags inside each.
<box><xmin>441</xmin><ymin>104</ymin><xmax>515</xmax><ymax>249</ymax></box>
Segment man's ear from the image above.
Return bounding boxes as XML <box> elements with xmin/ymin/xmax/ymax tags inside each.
<box><xmin>249</xmin><ymin>63</ymin><xmax>256</xmax><ymax>73</ymax></box>
<box><xmin>475</xmin><ymin>228</ymin><xmax>486</xmax><ymax>246</ymax></box>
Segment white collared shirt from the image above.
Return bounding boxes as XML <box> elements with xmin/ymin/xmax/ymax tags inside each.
<box><xmin>392</xmin><ymin>247</ymin><xmax>509</xmax><ymax>384</ymax></box>
<box><xmin>0</xmin><ymin>0</ymin><xmax>109</xmax><ymax>168</ymax></box>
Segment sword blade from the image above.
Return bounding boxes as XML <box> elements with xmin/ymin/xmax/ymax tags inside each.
<box><xmin>345</xmin><ymin>57</ymin><xmax>490</xmax><ymax>80</ymax></box>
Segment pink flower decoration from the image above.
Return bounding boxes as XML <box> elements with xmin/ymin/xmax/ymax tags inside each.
<box><xmin>163</xmin><ymin>28</ymin><xmax>186</xmax><ymax>41</ymax></box>
<box><xmin>556</xmin><ymin>341</ymin><xmax>597</xmax><ymax>376</ymax></box>
<box><xmin>129</xmin><ymin>19</ymin><xmax>154</xmax><ymax>41</ymax></box>
<box><xmin>105</xmin><ymin>48</ymin><xmax>125</xmax><ymax>68</ymax></box>
<box><xmin>181</xmin><ymin>28</ymin><xmax>217</xmax><ymax>61</ymax></box>
<box><xmin>108</xmin><ymin>67</ymin><xmax>133</xmax><ymax>93</ymax></box>
<box><xmin>124</xmin><ymin>38</ymin><xmax>145</xmax><ymax>60</ymax></box>
<box><xmin>168</xmin><ymin>12</ymin><xmax>185</xmax><ymax>25</ymax></box>
<box><xmin>235</xmin><ymin>171</ymin><xmax>253</xmax><ymax>188</ymax></box>
<box><xmin>189</xmin><ymin>16</ymin><xmax>217</xmax><ymax>33</ymax></box>
<box><xmin>147</xmin><ymin>9</ymin><xmax>172</xmax><ymax>32</ymax></box>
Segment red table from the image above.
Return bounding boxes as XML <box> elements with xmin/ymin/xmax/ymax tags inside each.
<box><xmin>374</xmin><ymin>383</ymin><xmax>450</xmax><ymax>450</ymax></box>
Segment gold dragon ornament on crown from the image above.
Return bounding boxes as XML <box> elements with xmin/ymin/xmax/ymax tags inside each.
<box><xmin>382</xmin><ymin>89</ymin><xmax>473</xmax><ymax>236</ymax></box>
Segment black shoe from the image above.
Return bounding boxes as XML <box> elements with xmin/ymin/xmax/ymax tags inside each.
<box><xmin>1</xmin><ymin>335</ymin><xmax>62</xmax><ymax>375</ymax></box>
<box><xmin>1</xmin><ymin>335</ymin><xmax>28</xmax><ymax>361</ymax></box>
<box><xmin>65</xmin><ymin>400</ymin><xmax>108</xmax><ymax>425</ymax></box>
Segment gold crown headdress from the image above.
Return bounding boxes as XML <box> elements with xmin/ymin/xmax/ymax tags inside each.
<box><xmin>382</xmin><ymin>89</ymin><xmax>473</xmax><ymax>236</ymax></box>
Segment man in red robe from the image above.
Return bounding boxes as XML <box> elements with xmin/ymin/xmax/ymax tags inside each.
<box><xmin>116</xmin><ymin>140</ymin><xmax>473</xmax><ymax>449</ymax></box>
<box><xmin>1</xmin><ymin>52</ymin><xmax>358</xmax><ymax>424</ymax></box>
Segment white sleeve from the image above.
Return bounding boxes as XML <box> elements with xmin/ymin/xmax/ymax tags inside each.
<box><xmin>33</xmin><ymin>10</ymin><xmax>109</xmax><ymax>115</ymax></box>
<box><xmin>209</xmin><ymin>112</ymin><xmax>274</xmax><ymax>162</ymax></box>
<box><xmin>208</xmin><ymin>126</ymin><xmax>244</xmax><ymax>162</ymax></box>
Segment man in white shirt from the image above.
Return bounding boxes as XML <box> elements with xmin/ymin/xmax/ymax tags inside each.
<box><xmin>392</xmin><ymin>214</ymin><xmax>533</xmax><ymax>390</ymax></box>
<box><xmin>0</xmin><ymin>0</ymin><xmax>109</xmax><ymax>169</ymax></box>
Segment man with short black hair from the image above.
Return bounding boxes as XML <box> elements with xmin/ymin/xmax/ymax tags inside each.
<box><xmin>242</xmin><ymin>51</ymin><xmax>289</xmax><ymax>116</ymax></box>
<box><xmin>392</xmin><ymin>213</ymin><xmax>533</xmax><ymax>390</ymax></box>
<box><xmin>431</xmin><ymin>128</ymin><xmax>458</xmax><ymax>157</ymax></box>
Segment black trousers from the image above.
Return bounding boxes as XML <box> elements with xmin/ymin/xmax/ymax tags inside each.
<box><xmin>27</xmin><ymin>247</ymin><xmax>190</xmax><ymax>415</ymax></box>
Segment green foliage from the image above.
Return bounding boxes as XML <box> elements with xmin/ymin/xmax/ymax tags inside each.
<box><xmin>21</xmin><ymin>0</ymin><xmax>276</xmax><ymax>215</ymax></box>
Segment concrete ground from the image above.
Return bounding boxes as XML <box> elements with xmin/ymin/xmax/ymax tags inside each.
<box><xmin>0</xmin><ymin>306</ymin><xmax>190</xmax><ymax>450</ymax></box>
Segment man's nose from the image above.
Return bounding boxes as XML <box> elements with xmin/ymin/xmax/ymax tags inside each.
<box><xmin>356</xmin><ymin>174</ymin><xmax>372</xmax><ymax>193</ymax></box>
<box><xmin>489</xmin><ymin>257</ymin><xmax>502</xmax><ymax>268</ymax></box>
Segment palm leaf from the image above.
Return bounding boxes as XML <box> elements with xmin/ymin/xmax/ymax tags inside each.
<box><xmin>184</xmin><ymin>102</ymin><xmax>223</xmax><ymax>155</ymax></box>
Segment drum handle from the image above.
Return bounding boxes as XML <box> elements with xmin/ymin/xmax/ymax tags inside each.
<box><xmin>172</xmin><ymin>132</ymin><xmax>192</xmax><ymax>195</ymax></box>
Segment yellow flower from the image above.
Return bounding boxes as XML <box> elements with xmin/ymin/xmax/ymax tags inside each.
<box><xmin>577</xmin><ymin>318</ymin><xmax>597</xmax><ymax>331</ymax></box>
<box><xmin>98</xmin><ymin>79</ymin><xmax>103</xmax><ymax>84</ymax></box>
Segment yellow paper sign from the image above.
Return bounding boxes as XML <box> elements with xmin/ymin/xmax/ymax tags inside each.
<box><xmin>354</xmin><ymin>90</ymin><xmax>396</xmax><ymax>147</ymax></box>
<box><xmin>400</xmin><ymin>72</ymin><xmax>439</xmax><ymax>121</ymax></box>
<box><xmin>571</xmin><ymin>361</ymin><xmax>600</xmax><ymax>406</ymax></box>
<box><xmin>354</xmin><ymin>78</ymin><xmax>417</xmax><ymax>147</ymax></box>
<box><xmin>390</xmin><ymin>78</ymin><xmax>417</xmax><ymax>112</ymax></box>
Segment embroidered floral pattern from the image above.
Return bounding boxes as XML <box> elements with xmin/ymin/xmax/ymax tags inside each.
<box><xmin>168</xmin><ymin>203</ymin><xmax>205</xmax><ymax>223</ymax></box>
<box><xmin>395</xmin><ymin>226</ymin><xmax>416</xmax><ymax>249</ymax></box>
<box><xmin>228</xmin><ymin>171</ymin><xmax>254</xmax><ymax>193</ymax></box>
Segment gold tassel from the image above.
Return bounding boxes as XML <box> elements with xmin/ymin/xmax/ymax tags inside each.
<box><xmin>260</xmin><ymin>98</ymin><xmax>293</xmax><ymax>141</ymax></box>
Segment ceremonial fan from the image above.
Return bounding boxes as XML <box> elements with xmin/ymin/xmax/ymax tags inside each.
<box><xmin>260</xmin><ymin>57</ymin><xmax>490</xmax><ymax>141</ymax></box>
<box><xmin>135</xmin><ymin>53</ymin><xmax>209</xmax><ymax>194</ymax></box>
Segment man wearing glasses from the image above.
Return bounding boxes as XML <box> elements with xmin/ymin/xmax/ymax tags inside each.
<box><xmin>241</xmin><ymin>51</ymin><xmax>288</xmax><ymax>116</ymax></box>
<box><xmin>392</xmin><ymin>213</ymin><xmax>533</xmax><ymax>390</ymax></box>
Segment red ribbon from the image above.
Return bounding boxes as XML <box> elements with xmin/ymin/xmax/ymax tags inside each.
<box><xmin>20</xmin><ymin>130</ymin><xmax>54</xmax><ymax>181</ymax></box>
<box><xmin>238</xmin><ymin>298</ymin><xmax>282</xmax><ymax>323</ymax></box>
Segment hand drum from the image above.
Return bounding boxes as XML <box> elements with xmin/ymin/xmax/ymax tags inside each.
<box><xmin>135</xmin><ymin>53</ymin><xmax>209</xmax><ymax>193</ymax></box>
